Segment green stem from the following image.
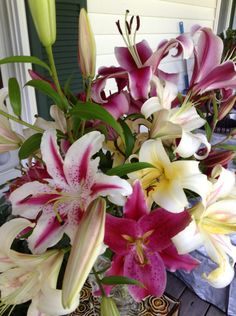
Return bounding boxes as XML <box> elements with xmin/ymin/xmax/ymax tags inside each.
<box><xmin>0</xmin><ymin>109</ymin><xmax>44</xmax><ymax>133</ymax></box>
<box><xmin>79</xmin><ymin>78</ymin><xmax>92</xmax><ymax>137</ymax></box>
<box><xmin>209</xmin><ymin>96</ymin><xmax>219</xmax><ymax>141</ymax></box>
<box><xmin>46</xmin><ymin>45</ymin><xmax>68</xmax><ymax>111</ymax></box>
<box><xmin>92</xmin><ymin>267</ymin><xmax>106</xmax><ymax>297</ymax></box>
<box><xmin>86</xmin><ymin>78</ymin><xmax>92</xmax><ymax>102</ymax></box>
<box><xmin>46</xmin><ymin>46</ymin><xmax>62</xmax><ymax>95</ymax></box>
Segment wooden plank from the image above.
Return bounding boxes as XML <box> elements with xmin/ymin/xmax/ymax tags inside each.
<box><xmin>87</xmin><ymin>0</ymin><xmax>215</xmax><ymax>20</ymax></box>
<box><xmin>205</xmin><ymin>305</ymin><xmax>226</xmax><ymax>316</ymax></box>
<box><xmin>89</xmin><ymin>14</ymin><xmax>213</xmax><ymax>35</ymax></box>
<box><xmin>165</xmin><ymin>273</ymin><xmax>187</xmax><ymax>299</ymax></box>
<box><xmin>179</xmin><ymin>288</ymin><xmax>210</xmax><ymax>316</ymax></box>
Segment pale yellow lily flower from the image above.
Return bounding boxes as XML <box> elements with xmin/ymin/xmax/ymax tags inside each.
<box><xmin>128</xmin><ymin>138</ymin><xmax>209</xmax><ymax>212</ymax></box>
<box><xmin>62</xmin><ymin>198</ymin><xmax>106</xmax><ymax>309</ymax></box>
<box><xmin>0</xmin><ymin>218</ymin><xmax>77</xmax><ymax>316</ymax></box>
<box><xmin>28</xmin><ymin>0</ymin><xmax>56</xmax><ymax>47</ymax></box>
<box><xmin>0</xmin><ymin>88</ymin><xmax>22</xmax><ymax>153</ymax></box>
<box><xmin>172</xmin><ymin>165</ymin><xmax>236</xmax><ymax>288</ymax></box>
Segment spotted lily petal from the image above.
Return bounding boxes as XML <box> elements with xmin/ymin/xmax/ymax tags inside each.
<box><xmin>124</xmin><ymin>250</ymin><xmax>166</xmax><ymax>301</ymax></box>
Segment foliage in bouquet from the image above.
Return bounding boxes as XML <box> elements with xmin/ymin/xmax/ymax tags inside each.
<box><xmin>0</xmin><ymin>1</ymin><xmax>236</xmax><ymax>315</ymax></box>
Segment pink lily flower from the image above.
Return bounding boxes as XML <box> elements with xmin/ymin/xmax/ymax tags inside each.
<box><xmin>190</xmin><ymin>26</ymin><xmax>236</xmax><ymax>94</ymax></box>
<box><xmin>104</xmin><ymin>181</ymin><xmax>199</xmax><ymax>301</ymax></box>
<box><xmin>9</xmin><ymin>129</ymin><xmax>132</xmax><ymax>254</ymax></box>
<box><xmin>92</xmin><ymin>35</ymin><xmax>193</xmax><ymax>110</ymax></box>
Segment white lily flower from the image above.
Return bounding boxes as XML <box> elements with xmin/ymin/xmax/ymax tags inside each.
<box><xmin>128</xmin><ymin>138</ymin><xmax>209</xmax><ymax>212</ymax></box>
<box><xmin>0</xmin><ymin>218</ymin><xmax>78</xmax><ymax>316</ymax></box>
<box><xmin>141</xmin><ymin>86</ymin><xmax>210</xmax><ymax>159</ymax></box>
<box><xmin>172</xmin><ymin>165</ymin><xmax>236</xmax><ymax>288</ymax></box>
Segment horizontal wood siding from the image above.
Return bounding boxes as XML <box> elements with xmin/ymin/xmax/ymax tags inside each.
<box><xmin>87</xmin><ymin>0</ymin><xmax>218</xmax><ymax>92</ymax></box>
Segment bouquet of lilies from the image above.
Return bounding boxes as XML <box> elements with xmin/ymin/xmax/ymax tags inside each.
<box><xmin>0</xmin><ymin>1</ymin><xmax>236</xmax><ymax>315</ymax></box>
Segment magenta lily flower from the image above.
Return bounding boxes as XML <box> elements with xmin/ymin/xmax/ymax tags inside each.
<box><xmin>104</xmin><ymin>181</ymin><xmax>199</xmax><ymax>301</ymax></box>
<box><xmin>190</xmin><ymin>26</ymin><xmax>236</xmax><ymax>94</ymax></box>
<box><xmin>9</xmin><ymin>129</ymin><xmax>132</xmax><ymax>254</ymax></box>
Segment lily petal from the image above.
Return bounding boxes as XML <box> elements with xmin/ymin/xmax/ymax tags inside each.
<box><xmin>190</xmin><ymin>27</ymin><xmax>223</xmax><ymax>85</ymax></box>
<box><xmin>139</xmin><ymin>208</ymin><xmax>191</xmax><ymax>251</ymax></box>
<box><xmin>64</xmin><ymin>131</ymin><xmax>104</xmax><ymax>189</ymax></box>
<box><xmin>105</xmin><ymin>214</ymin><xmax>137</xmax><ymax>255</ymax></box>
<box><xmin>202</xmin><ymin>232</ymin><xmax>235</xmax><ymax>288</ymax></box>
<box><xmin>151</xmin><ymin>179</ymin><xmax>188</xmax><ymax>212</ymax></box>
<box><xmin>92</xmin><ymin>173</ymin><xmax>132</xmax><ymax>206</ymax></box>
<box><xmin>10</xmin><ymin>181</ymin><xmax>58</xmax><ymax>218</ymax></box>
<box><xmin>172</xmin><ymin>221</ymin><xmax>204</xmax><ymax>254</ymax></box>
<box><xmin>115</xmin><ymin>40</ymin><xmax>153</xmax><ymax>71</ymax></box>
<box><xmin>124</xmin><ymin>250</ymin><xmax>166</xmax><ymax>301</ymax></box>
<box><xmin>27</xmin><ymin>210</ymin><xmax>67</xmax><ymax>254</ymax></box>
<box><xmin>41</xmin><ymin>129</ymin><xmax>67</xmax><ymax>186</ymax></box>
<box><xmin>124</xmin><ymin>180</ymin><xmax>148</xmax><ymax>220</ymax></box>
<box><xmin>160</xmin><ymin>244</ymin><xmax>199</xmax><ymax>272</ymax></box>
<box><xmin>208</xmin><ymin>165</ymin><xmax>235</xmax><ymax>205</ymax></box>
<box><xmin>0</xmin><ymin>218</ymin><xmax>33</xmax><ymax>257</ymax></box>
<box><xmin>128</xmin><ymin>66</ymin><xmax>152</xmax><ymax>100</ymax></box>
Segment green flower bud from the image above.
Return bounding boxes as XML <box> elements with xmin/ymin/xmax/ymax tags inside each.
<box><xmin>101</xmin><ymin>297</ymin><xmax>120</xmax><ymax>316</ymax></box>
<box><xmin>28</xmin><ymin>0</ymin><xmax>56</xmax><ymax>47</ymax></box>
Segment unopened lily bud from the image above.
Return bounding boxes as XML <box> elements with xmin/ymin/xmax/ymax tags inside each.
<box><xmin>28</xmin><ymin>0</ymin><xmax>56</xmax><ymax>47</ymax></box>
<box><xmin>62</xmin><ymin>198</ymin><xmax>106</xmax><ymax>309</ymax></box>
<box><xmin>218</xmin><ymin>95</ymin><xmax>236</xmax><ymax>121</ymax></box>
<box><xmin>101</xmin><ymin>297</ymin><xmax>120</xmax><ymax>316</ymax></box>
<box><xmin>202</xmin><ymin>149</ymin><xmax>234</xmax><ymax>169</ymax></box>
<box><xmin>78</xmin><ymin>8</ymin><xmax>96</xmax><ymax>79</ymax></box>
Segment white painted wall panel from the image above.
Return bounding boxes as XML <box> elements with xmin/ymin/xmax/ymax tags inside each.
<box><xmin>160</xmin><ymin>0</ymin><xmax>217</xmax><ymax>8</ymax></box>
<box><xmin>88</xmin><ymin>0</ymin><xmax>220</xmax><ymax>92</ymax></box>
<box><xmin>88</xmin><ymin>0</ymin><xmax>215</xmax><ymax>19</ymax></box>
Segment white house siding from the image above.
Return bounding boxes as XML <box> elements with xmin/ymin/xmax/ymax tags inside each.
<box><xmin>87</xmin><ymin>0</ymin><xmax>220</xmax><ymax>92</ymax></box>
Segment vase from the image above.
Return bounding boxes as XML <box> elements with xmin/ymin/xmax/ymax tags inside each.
<box><xmin>69</xmin><ymin>280</ymin><xmax>180</xmax><ymax>316</ymax></box>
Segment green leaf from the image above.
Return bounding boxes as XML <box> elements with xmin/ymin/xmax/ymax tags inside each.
<box><xmin>101</xmin><ymin>276</ymin><xmax>144</xmax><ymax>287</ymax></box>
<box><xmin>8</xmin><ymin>78</ymin><xmax>21</xmax><ymax>117</ymax></box>
<box><xmin>106</xmin><ymin>162</ymin><xmax>154</xmax><ymax>177</ymax></box>
<box><xmin>26</xmin><ymin>80</ymin><xmax>65</xmax><ymax>111</ymax></box>
<box><xmin>216</xmin><ymin>143</ymin><xmax>236</xmax><ymax>151</ymax></box>
<box><xmin>120</xmin><ymin>119</ymin><xmax>135</xmax><ymax>157</ymax></box>
<box><xmin>71</xmin><ymin>102</ymin><xmax>125</xmax><ymax>142</ymax></box>
<box><xmin>18</xmin><ymin>133</ymin><xmax>42</xmax><ymax>159</ymax></box>
<box><xmin>0</xmin><ymin>56</ymin><xmax>51</xmax><ymax>74</ymax></box>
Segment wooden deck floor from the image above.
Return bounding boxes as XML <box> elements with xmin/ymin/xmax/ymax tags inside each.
<box><xmin>165</xmin><ymin>273</ymin><xmax>226</xmax><ymax>316</ymax></box>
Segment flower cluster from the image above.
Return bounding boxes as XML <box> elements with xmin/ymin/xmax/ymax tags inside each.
<box><xmin>0</xmin><ymin>1</ymin><xmax>236</xmax><ymax>315</ymax></box>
